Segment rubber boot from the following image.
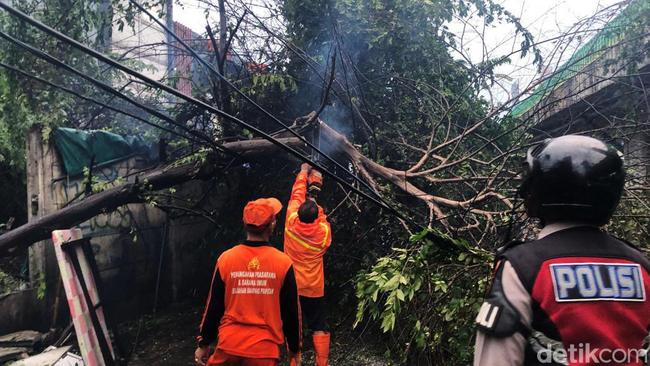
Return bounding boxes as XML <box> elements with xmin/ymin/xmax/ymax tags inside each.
<box><xmin>313</xmin><ymin>332</ymin><xmax>330</xmax><ymax>366</ymax></box>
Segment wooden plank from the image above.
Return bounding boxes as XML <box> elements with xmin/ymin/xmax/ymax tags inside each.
<box><xmin>0</xmin><ymin>346</ymin><xmax>29</xmax><ymax>363</ymax></box>
<box><xmin>53</xmin><ymin>230</ymin><xmax>113</xmax><ymax>366</ymax></box>
<box><xmin>11</xmin><ymin>346</ymin><xmax>72</xmax><ymax>366</ymax></box>
<box><xmin>0</xmin><ymin>330</ymin><xmax>42</xmax><ymax>348</ymax></box>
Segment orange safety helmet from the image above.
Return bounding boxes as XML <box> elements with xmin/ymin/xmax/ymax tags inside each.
<box><xmin>243</xmin><ymin>198</ymin><xmax>283</xmax><ymax>227</ymax></box>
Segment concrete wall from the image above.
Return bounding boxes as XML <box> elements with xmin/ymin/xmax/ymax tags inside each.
<box><xmin>111</xmin><ymin>1</ymin><xmax>169</xmax><ymax>81</ymax></box>
<box><xmin>0</xmin><ymin>289</ymin><xmax>46</xmax><ymax>334</ymax></box>
<box><xmin>4</xmin><ymin>128</ymin><xmax>228</xmax><ymax>333</ymax></box>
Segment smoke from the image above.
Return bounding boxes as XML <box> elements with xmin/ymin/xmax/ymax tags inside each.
<box><xmin>290</xmin><ymin>42</ymin><xmax>359</xmax><ymax>137</ymax></box>
<box><xmin>320</xmin><ymin>103</ymin><xmax>352</xmax><ymax>135</ymax></box>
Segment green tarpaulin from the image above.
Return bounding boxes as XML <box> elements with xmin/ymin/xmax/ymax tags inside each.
<box><xmin>52</xmin><ymin>128</ymin><xmax>156</xmax><ymax>176</ymax></box>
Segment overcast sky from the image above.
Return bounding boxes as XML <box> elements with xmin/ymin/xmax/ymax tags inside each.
<box><xmin>173</xmin><ymin>0</ymin><xmax>626</xmax><ymax>101</ymax></box>
<box><xmin>448</xmin><ymin>0</ymin><xmax>623</xmax><ymax>101</ymax></box>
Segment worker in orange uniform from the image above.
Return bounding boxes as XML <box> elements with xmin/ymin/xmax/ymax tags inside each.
<box><xmin>194</xmin><ymin>197</ymin><xmax>302</xmax><ymax>366</ymax></box>
<box><xmin>284</xmin><ymin>163</ymin><xmax>333</xmax><ymax>366</ymax></box>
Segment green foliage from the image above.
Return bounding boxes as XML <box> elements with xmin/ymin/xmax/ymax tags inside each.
<box><xmin>354</xmin><ymin>228</ymin><xmax>492</xmax><ymax>364</ymax></box>
<box><xmin>0</xmin><ymin>0</ymin><xmax>115</xmax><ymax>159</ymax></box>
<box><xmin>250</xmin><ymin>73</ymin><xmax>298</xmax><ymax>94</ymax></box>
<box><xmin>608</xmin><ymin>193</ymin><xmax>650</xmax><ymax>250</ymax></box>
<box><xmin>171</xmin><ymin>147</ymin><xmax>211</xmax><ymax>167</ymax></box>
<box><xmin>0</xmin><ymin>269</ymin><xmax>23</xmax><ymax>295</ymax></box>
<box><xmin>278</xmin><ymin>1</ymin><xmax>543</xmax><ymax>363</ymax></box>
<box><xmin>281</xmin><ymin>0</ymin><xmax>538</xmax><ymax>229</ymax></box>
<box><xmin>0</xmin><ymin>73</ymin><xmax>35</xmax><ymax>166</ymax></box>
<box><xmin>36</xmin><ymin>273</ymin><xmax>46</xmax><ymax>300</ymax></box>
<box><xmin>82</xmin><ymin>166</ymin><xmax>125</xmax><ymax>194</ymax></box>
<box><xmin>0</xmin><ymin>0</ymin><xmax>167</xmax><ymax>230</ymax></box>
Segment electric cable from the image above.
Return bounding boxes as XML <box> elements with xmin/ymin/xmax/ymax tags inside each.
<box><xmin>0</xmin><ymin>61</ymin><xmax>206</xmax><ymax>146</ymax></box>
<box><xmin>127</xmin><ymin>0</ymin><xmax>385</xmax><ymax>200</ymax></box>
<box><xmin>0</xmin><ymin>29</ymin><xmax>231</xmax><ymax>155</ymax></box>
<box><xmin>0</xmin><ymin>2</ymin><xmax>426</xmax><ymax>229</ymax></box>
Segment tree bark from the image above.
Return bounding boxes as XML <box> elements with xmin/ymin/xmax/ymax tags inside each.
<box><xmin>0</xmin><ymin>113</ymin><xmax>512</xmax><ymax>257</ymax></box>
<box><xmin>0</xmin><ymin>137</ymin><xmax>304</xmax><ymax>256</ymax></box>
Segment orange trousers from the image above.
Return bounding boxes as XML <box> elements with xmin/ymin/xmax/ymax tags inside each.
<box><xmin>207</xmin><ymin>350</ymin><xmax>278</xmax><ymax>366</ymax></box>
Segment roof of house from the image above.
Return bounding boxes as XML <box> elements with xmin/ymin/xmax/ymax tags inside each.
<box><xmin>510</xmin><ymin>0</ymin><xmax>646</xmax><ymax>118</ymax></box>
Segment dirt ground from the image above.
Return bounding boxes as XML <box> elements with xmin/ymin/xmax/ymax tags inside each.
<box><xmin>118</xmin><ymin>301</ymin><xmax>390</xmax><ymax>366</ymax></box>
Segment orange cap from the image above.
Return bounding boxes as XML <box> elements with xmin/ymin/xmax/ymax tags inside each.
<box><xmin>243</xmin><ymin>197</ymin><xmax>283</xmax><ymax>227</ymax></box>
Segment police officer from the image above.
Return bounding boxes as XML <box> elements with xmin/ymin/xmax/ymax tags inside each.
<box><xmin>474</xmin><ymin>135</ymin><xmax>650</xmax><ymax>366</ymax></box>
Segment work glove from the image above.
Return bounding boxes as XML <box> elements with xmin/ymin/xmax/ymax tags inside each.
<box><xmin>194</xmin><ymin>346</ymin><xmax>209</xmax><ymax>366</ymax></box>
<box><xmin>308</xmin><ymin>170</ymin><xmax>323</xmax><ymax>197</ymax></box>
<box><xmin>300</xmin><ymin>163</ymin><xmax>312</xmax><ymax>173</ymax></box>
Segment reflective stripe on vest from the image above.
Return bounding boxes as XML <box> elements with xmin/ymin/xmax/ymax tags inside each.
<box><xmin>286</xmin><ymin>213</ymin><xmax>329</xmax><ymax>252</ymax></box>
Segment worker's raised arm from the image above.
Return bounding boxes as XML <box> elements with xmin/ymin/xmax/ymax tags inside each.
<box><xmin>287</xmin><ymin>164</ymin><xmax>310</xmax><ymax>218</ymax></box>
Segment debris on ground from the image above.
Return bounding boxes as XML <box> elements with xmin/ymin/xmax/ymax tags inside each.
<box><xmin>0</xmin><ymin>330</ymin><xmax>43</xmax><ymax>350</ymax></box>
<box><xmin>0</xmin><ymin>347</ymin><xmax>29</xmax><ymax>364</ymax></box>
<box><xmin>0</xmin><ymin>331</ymin><xmax>84</xmax><ymax>366</ymax></box>
<box><xmin>10</xmin><ymin>345</ymin><xmax>84</xmax><ymax>366</ymax></box>
<box><xmin>1</xmin><ymin>303</ymin><xmax>390</xmax><ymax>365</ymax></box>
<box><xmin>0</xmin><ymin>330</ymin><xmax>43</xmax><ymax>364</ymax></box>
<box><xmin>119</xmin><ymin>301</ymin><xmax>391</xmax><ymax>366</ymax></box>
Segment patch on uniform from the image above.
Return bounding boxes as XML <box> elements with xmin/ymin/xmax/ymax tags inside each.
<box><xmin>247</xmin><ymin>257</ymin><xmax>260</xmax><ymax>271</ymax></box>
<box><xmin>475</xmin><ymin>302</ymin><xmax>501</xmax><ymax>330</ymax></box>
<box><xmin>550</xmin><ymin>263</ymin><xmax>646</xmax><ymax>302</ymax></box>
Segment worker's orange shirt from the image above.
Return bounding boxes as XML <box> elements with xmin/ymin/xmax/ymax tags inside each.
<box><xmin>283</xmin><ymin>171</ymin><xmax>332</xmax><ymax>298</ymax></box>
<box><xmin>213</xmin><ymin>244</ymin><xmax>295</xmax><ymax>359</ymax></box>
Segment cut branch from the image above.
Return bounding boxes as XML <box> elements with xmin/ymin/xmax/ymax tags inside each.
<box><xmin>0</xmin><ymin>137</ymin><xmax>304</xmax><ymax>257</ymax></box>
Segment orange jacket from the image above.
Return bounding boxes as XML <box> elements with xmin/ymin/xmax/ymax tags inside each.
<box><xmin>198</xmin><ymin>241</ymin><xmax>301</xmax><ymax>359</ymax></box>
<box><xmin>283</xmin><ymin>171</ymin><xmax>332</xmax><ymax>298</ymax></box>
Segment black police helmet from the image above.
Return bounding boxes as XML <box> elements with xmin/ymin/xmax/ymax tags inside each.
<box><xmin>519</xmin><ymin>135</ymin><xmax>625</xmax><ymax>226</ymax></box>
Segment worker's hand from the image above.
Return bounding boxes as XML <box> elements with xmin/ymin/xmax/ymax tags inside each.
<box><xmin>194</xmin><ymin>346</ymin><xmax>209</xmax><ymax>366</ymax></box>
<box><xmin>300</xmin><ymin>163</ymin><xmax>312</xmax><ymax>173</ymax></box>
<box><xmin>308</xmin><ymin>170</ymin><xmax>323</xmax><ymax>187</ymax></box>
<box><xmin>288</xmin><ymin>351</ymin><xmax>302</xmax><ymax>366</ymax></box>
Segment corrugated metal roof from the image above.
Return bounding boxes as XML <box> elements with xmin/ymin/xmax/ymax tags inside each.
<box><xmin>510</xmin><ymin>0</ymin><xmax>647</xmax><ymax>118</ymax></box>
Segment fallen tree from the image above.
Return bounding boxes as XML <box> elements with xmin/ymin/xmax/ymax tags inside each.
<box><xmin>292</xmin><ymin>113</ymin><xmax>516</xmax><ymax>231</ymax></box>
<box><xmin>0</xmin><ymin>137</ymin><xmax>304</xmax><ymax>256</ymax></box>
<box><xmin>0</xmin><ymin>112</ymin><xmax>522</xmax><ymax>257</ymax></box>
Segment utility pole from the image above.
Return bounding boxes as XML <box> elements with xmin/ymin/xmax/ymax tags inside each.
<box><xmin>218</xmin><ymin>0</ymin><xmax>232</xmax><ymax>135</ymax></box>
<box><xmin>165</xmin><ymin>0</ymin><xmax>174</xmax><ymax>84</ymax></box>
<box><xmin>219</xmin><ymin>0</ymin><xmax>227</xmax><ymax>61</ymax></box>
<box><xmin>98</xmin><ymin>0</ymin><xmax>112</xmax><ymax>52</ymax></box>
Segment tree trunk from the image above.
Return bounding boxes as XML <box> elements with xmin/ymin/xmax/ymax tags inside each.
<box><xmin>0</xmin><ymin>113</ymin><xmax>512</xmax><ymax>257</ymax></box>
<box><xmin>0</xmin><ymin>137</ymin><xmax>304</xmax><ymax>256</ymax></box>
<box><xmin>218</xmin><ymin>0</ymin><xmax>229</xmax><ymax>115</ymax></box>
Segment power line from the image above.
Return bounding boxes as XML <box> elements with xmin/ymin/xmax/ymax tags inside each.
<box><xmin>128</xmin><ymin>0</ymin><xmax>386</xmax><ymax>201</ymax></box>
<box><xmin>132</xmin><ymin>1</ymin><xmax>443</xmax><ymax>232</ymax></box>
<box><xmin>0</xmin><ymin>29</ymin><xmax>228</xmax><ymax>154</ymax></box>
<box><xmin>0</xmin><ymin>61</ymin><xmax>205</xmax><ymax>146</ymax></box>
<box><xmin>0</xmin><ymin>2</ymin><xmax>425</xmax><ymax>229</ymax></box>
